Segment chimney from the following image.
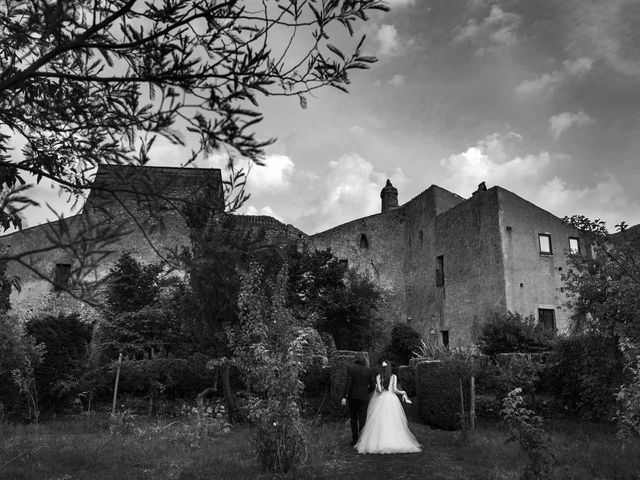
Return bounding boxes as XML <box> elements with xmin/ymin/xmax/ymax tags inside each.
<box><xmin>380</xmin><ymin>179</ymin><xmax>398</xmax><ymax>213</ymax></box>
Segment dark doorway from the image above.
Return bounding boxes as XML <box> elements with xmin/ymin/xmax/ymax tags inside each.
<box><xmin>440</xmin><ymin>330</ymin><xmax>449</xmax><ymax>348</ymax></box>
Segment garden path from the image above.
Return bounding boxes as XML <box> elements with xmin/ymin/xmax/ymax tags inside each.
<box><xmin>322</xmin><ymin>421</ymin><xmax>476</xmax><ymax>480</ymax></box>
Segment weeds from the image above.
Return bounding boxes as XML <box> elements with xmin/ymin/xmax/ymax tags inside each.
<box><xmin>501</xmin><ymin>388</ymin><xmax>555</xmax><ymax>480</ymax></box>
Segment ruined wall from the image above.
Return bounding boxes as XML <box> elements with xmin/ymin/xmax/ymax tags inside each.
<box><xmin>435</xmin><ymin>189</ymin><xmax>506</xmax><ymax>347</ymax></box>
<box><xmin>309</xmin><ymin>208</ymin><xmax>408</xmax><ymax>335</ymax></box>
<box><xmin>2</xmin><ymin>165</ymin><xmax>224</xmax><ymax>320</ymax></box>
<box><xmin>402</xmin><ymin>186</ymin><xmax>465</xmax><ymax>341</ymax></box>
<box><xmin>497</xmin><ymin>188</ymin><xmax>591</xmax><ymax>333</ymax></box>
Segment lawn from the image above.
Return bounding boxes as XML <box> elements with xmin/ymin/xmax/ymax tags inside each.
<box><xmin>1</xmin><ymin>414</ymin><xmax>639</xmax><ymax>480</ymax></box>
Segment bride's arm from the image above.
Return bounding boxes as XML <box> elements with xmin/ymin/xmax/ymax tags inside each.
<box><xmin>375</xmin><ymin>374</ymin><xmax>383</xmax><ymax>393</ymax></box>
<box><xmin>390</xmin><ymin>375</ymin><xmax>406</xmax><ymax>396</ymax></box>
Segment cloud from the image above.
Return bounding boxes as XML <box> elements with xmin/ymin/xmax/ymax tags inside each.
<box><xmin>548</xmin><ymin>111</ymin><xmax>595</xmax><ymax>139</ymax></box>
<box><xmin>567</xmin><ymin>0</ymin><xmax>640</xmax><ymax>78</ymax></box>
<box><xmin>388</xmin><ymin>74</ymin><xmax>405</xmax><ymax>87</ymax></box>
<box><xmin>440</xmin><ymin>132</ymin><xmax>550</xmax><ymax>197</ymax></box>
<box><xmin>454</xmin><ymin>5</ymin><xmax>522</xmax><ymax>55</ymax></box>
<box><xmin>439</xmin><ymin>132</ymin><xmax>640</xmax><ymax>229</ymax></box>
<box><xmin>299</xmin><ymin>154</ymin><xmax>408</xmax><ymax>233</ymax></box>
<box><xmin>535</xmin><ymin>174</ymin><xmax>638</xmax><ymax>229</ymax></box>
<box><xmin>386</xmin><ymin>0</ymin><xmax>416</xmax><ymax>6</ymax></box>
<box><xmin>376</xmin><ymin>24</ymin><xmax>401</xmax><ymax>56</ymax></box>
<box><xmin>243</xmin><ymin>204</ymin><xmax>284</xmax><ymax>222</ymax></box>
<box><xmin>515</xmin><ymin>58</ymin><xmax>593</xmax><ymax>97</ymax></box>
<box><xmin>206</xmin><ymin>152</ymin><xmax>295</xmax><ymax>194</ymax></box>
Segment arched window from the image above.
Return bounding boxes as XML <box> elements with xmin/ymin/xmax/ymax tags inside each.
<box><xmin>359</xmin><ymin>233</ymin><xmax>369</xmax><ymax>249</ymax></box>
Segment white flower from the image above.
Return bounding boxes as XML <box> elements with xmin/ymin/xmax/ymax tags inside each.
<box><xmin>382</xmin><ymin>361</ymin><xmax>387</xmax><ymax>367</ymax></box>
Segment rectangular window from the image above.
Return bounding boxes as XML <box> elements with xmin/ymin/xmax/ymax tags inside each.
<box><xmin>569</xmin><ymin>237</ymin><xmax>580</xmax><ymax>255</ymax></box>
<box><xmin>538</xmin><ymin>308</ymin><xmax>556</xmax><ymax>331</ymax></box>
<box><xmin>435</xmin><ymin>255</ymin><xmax>444</xmax><ymax>287</ymax></box>
<box><xmin>538</xmin><ymin>233</ymin><xmax>552</xmax><ymax>254</ymax></box>
<box><xmin>54</xmin><ymin>263</ymin><xmax>71</xmax><ymax>291</ymax></box>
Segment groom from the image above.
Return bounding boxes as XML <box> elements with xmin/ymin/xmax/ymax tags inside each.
<box><xmin>341</xmin><ymin>357</ymin><xmax>376</xmax><ymax>446</ymax></box>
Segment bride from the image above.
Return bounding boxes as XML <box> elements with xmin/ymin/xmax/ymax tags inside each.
<box><xmin>354</xmin><ymin>360</ymin><xmax>422</xmax><ymax>454</ymax></box>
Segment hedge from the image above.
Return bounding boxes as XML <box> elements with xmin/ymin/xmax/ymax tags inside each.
<box><xmin>397</xmin><ymin>365</ymin><xmax>416</xmax><ymax>397</ymax></box>
<box><xmin>416</xmin><ymin>359</ymin><xmax>472</xmax><ymax>430</ymax></box>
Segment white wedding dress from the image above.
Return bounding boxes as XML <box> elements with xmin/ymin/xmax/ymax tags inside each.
<box><xmin>354</xmin><ymin>374</ymin><xmax>422</xmax><ymax>454</ymax></box>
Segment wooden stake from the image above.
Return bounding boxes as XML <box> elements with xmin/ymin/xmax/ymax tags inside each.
<box><xmin>459</xmin><ymin>378</ymin><xmax>466</xmax><ymax>430</ymax></box>
<box><xmin>111</xmin><ymin>353</ymin><xmax>122</xmax><ymax>416</ymax></box>
<box><xmin>470</xmin><ymin>376</ymin><xmax>476</xmax><ymax>431</ymax></box>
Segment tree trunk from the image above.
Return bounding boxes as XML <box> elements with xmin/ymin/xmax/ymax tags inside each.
<box><xmin>221</xmin><ymin>360</ymin><xmax>237</xmax><ymax>423</ymax></box>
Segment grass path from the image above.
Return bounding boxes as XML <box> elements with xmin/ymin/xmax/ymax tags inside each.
<box><xmin>321</xmin><ymin>421</ymin><xmax>493</xmax><ymax>480</ymax></box>
<box><xmin>1</xmin><ymin>415</ymin><xmax>639</xmax><ymax>480</ymax></box>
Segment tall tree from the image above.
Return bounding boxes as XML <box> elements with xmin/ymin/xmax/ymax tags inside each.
<box><xmin>561</xmin><ymin>216</ymin><xmax>640</xmax><ymax>349</ymax></box>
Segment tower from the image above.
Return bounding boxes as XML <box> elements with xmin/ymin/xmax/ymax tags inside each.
<box><xmin>380</xmin><ymin>179</ymin><xmax>399</xmax><ymax>213</ymax></box>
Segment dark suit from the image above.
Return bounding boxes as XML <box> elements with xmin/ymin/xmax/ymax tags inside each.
<box><xmin>342</xmin><ymin>362</ymin><xmax>375</xmax><ymax>443</ymax></box>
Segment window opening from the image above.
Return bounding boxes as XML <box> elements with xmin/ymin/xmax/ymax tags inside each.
<box><xmin>538</xmin><ymin>234</ymin><xmax>552</xmax><ymax>254</ymax></box>
<box><xmin>359</xmin><ymin>233</ymin><xmax>369</xmax><ymax>249</ymax></box>
<box><xmin>435</xmin><ymin>255</ymin><xmax>444</xmax><ymax>287</ymax></box>
<box><xmin>569</xmin><ymin>237</ymin><xmax>580</xmax><ymax>255</ymax></box>
<box><xmin>54</xmin><ymin>263</ymin><xmax>71</xmax><ymax>291</ymax></box>
<box><xmin>538</xmin><ymin>308</ymin><xmax>556</xmax><ymax>331</ymax></box>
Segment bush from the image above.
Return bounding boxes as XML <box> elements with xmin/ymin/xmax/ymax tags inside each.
<box><xmin>416</xmin><ymin>358</ymin><xmax>472</xmax><ymax>430</ymax></box>
<box><xmin>106</xmin><ymin>253</ymin><xmax>163</xmax><ymax>313</ymax></box>
<box><xmin>477</xmin><ymin>354</ymin><xmax>545</xmax><ymax>402</ymax></box>
<box><xmin>616</xmin><ymin>355</ymin><xmax>640</xmax><ymax>442</ymax></box>
<box><xmin>547</xmin><ymin>334</ymin><xmax>623</xmax><ymax>420</ymax></box>
<box><xmin>379</xmin><ymin>323</ymin><xmax>423</xmax><ymax>366</ymax></box>
<box><xmin>478</xmin><ymin>312</ymin><xmax>555</xmax><ymax>356</ymax></box>
<box><xmin>93</xmin><ymin>306</ymin><xmax>193</xmax><ymax>362</ymax></box>
<box><xmin>25</xmin><ymin>313</ymin><xmax>92</xmax><ymax>413</ymax></box>
<box><xmin>501</xmin><ymin>388</ymin><xmax>555</xmax><ymax>480</ymax></box>
<box><xmin>0</xmin><ymin>314</ymin><xmax>44</xmax><ymax>421</ymax></box>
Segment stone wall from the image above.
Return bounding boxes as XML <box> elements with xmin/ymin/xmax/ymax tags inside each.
<box><xmin>402</xmin><ymin>186</ymin><xmax>465</xmax><ymax>341</ymax></box>
<box><xmin>496</xmin><ymin>187</ymin><xmax>592</xmax><ymax>333</ymax></box>
<box><xmin>1</xmin><ymin>165</ymin><xmax>224</xmax><ymax>320</ymax></box>
<box><xmin>435</xmin><ymin>188</ymin><xmax>506</xmax><ymax>346</ymax></box>
<box><xmin>309</xmin><ymin>208</ymin><xmax>409</xmax><ymax>343</ymax></box>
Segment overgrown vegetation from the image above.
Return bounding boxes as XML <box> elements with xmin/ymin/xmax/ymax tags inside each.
<box><xmin>561</xmin><ymin>216</ymin><xmax>640</xmax><ymax>437</ymax></box>
<box><xmin>477</xmin><ymin>312</ymin><xmax>555</xmax><ymax>356</ymax></box>
<box><xmin>0</xmin><ymin>314</ymin><xmax>44</xmax><ymax>421</ymax></box>
<box><xmin>379</xmin><ymin>323</ymin><xmax>423</xmax><ymax>366</ymax></box>
<box><xmin>227</xmin><ymin>263</ymin><xmax>310</xmax><ymax>474</ymax></box>
<box><xmin>25</xmin><ymin>313</ymin><xmax>92</xmax><ymax>415</ymax></box>
<box><xmin>501</xmin><ymin>388</ymin><xmax>555</xmax><ymax>480</ymax></box>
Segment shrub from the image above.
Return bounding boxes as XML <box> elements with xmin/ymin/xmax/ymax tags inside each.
<box><xmin>94</xmin><ymin>306</ymin><xmax>191</xmax><ymax>362</ymax></box>
<box><xmin>478</xmin><ymin>312</ymin><xmax>555</xmax><ymax>356</ymax></box>
<box><xmin>547</xmin><ymin>334</ymin><xmax>623</xmax><ymax>420</ymax></box>
<box><xmin>228</xmin><ymin>263</ymin><xmax>309</xmax><ymax>474</ymax></box>
<box><xmin>416</xmin><ymin>358</ymin><xmax>472</xmax><ymax>430</ymax></box>
<box><xmin>106</xmin><ymin>252</ymin><xmax>163</xmax><ymax>313</ymax></box>
<box><xmin>0</xmin><ymin>314</ymin><xmax>44</xmax><ymax>421</ymax></box>
<box><xmin>25</xmin><ymin>313</ymin><xmax>93</xmax><ymax>413</ymax></box>
<box><xmin>478</xmin><ymin>354</ymin><xmax>544</xmax><ymax>402</ymax></box>
<box><xmin>615</xmin><ymin>354</ymin><xmax>640</xmax><ymax>443</ymax></box>
<box><xmin>501</xmin><ymin>388</ymin><xmax>555</xmax><ymax>480</ymax></box>
<box><xmin>379</xmin><ymin>323</ymin><xmax>423</xmax><ymax>366</ymax></box>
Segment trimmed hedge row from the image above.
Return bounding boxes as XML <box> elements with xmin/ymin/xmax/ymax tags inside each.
<box><xmin>416</xmin><ymin>359</ymin><xmax>472</xmax><ymax>430</ymax></box>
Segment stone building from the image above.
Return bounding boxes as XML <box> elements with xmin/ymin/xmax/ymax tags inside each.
<box><xmin>0</xmin><ymin>164</ymin><xmax>302</xmax><ymax>319</ymax></box>
<box><xmin>0</xmin><ymin>165</ymin><xmax>608</xmax><ymax>347</ymax></box>
<box><xmin>309</xmin><ymin>180</ymin><xmax>593</xmax><ymax>347</ymax></box>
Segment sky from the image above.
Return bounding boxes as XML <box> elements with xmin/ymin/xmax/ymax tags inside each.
<box><xmin>12</xmin><ymin>0</ymin><xmax>640</xmax><ymax>235</ymax></box>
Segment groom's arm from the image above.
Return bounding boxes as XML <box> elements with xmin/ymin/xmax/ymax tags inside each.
<box><xmin>342</xmin><ymin>365</ymin><xmax>353</xmax><ymax>402</ymax></box>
